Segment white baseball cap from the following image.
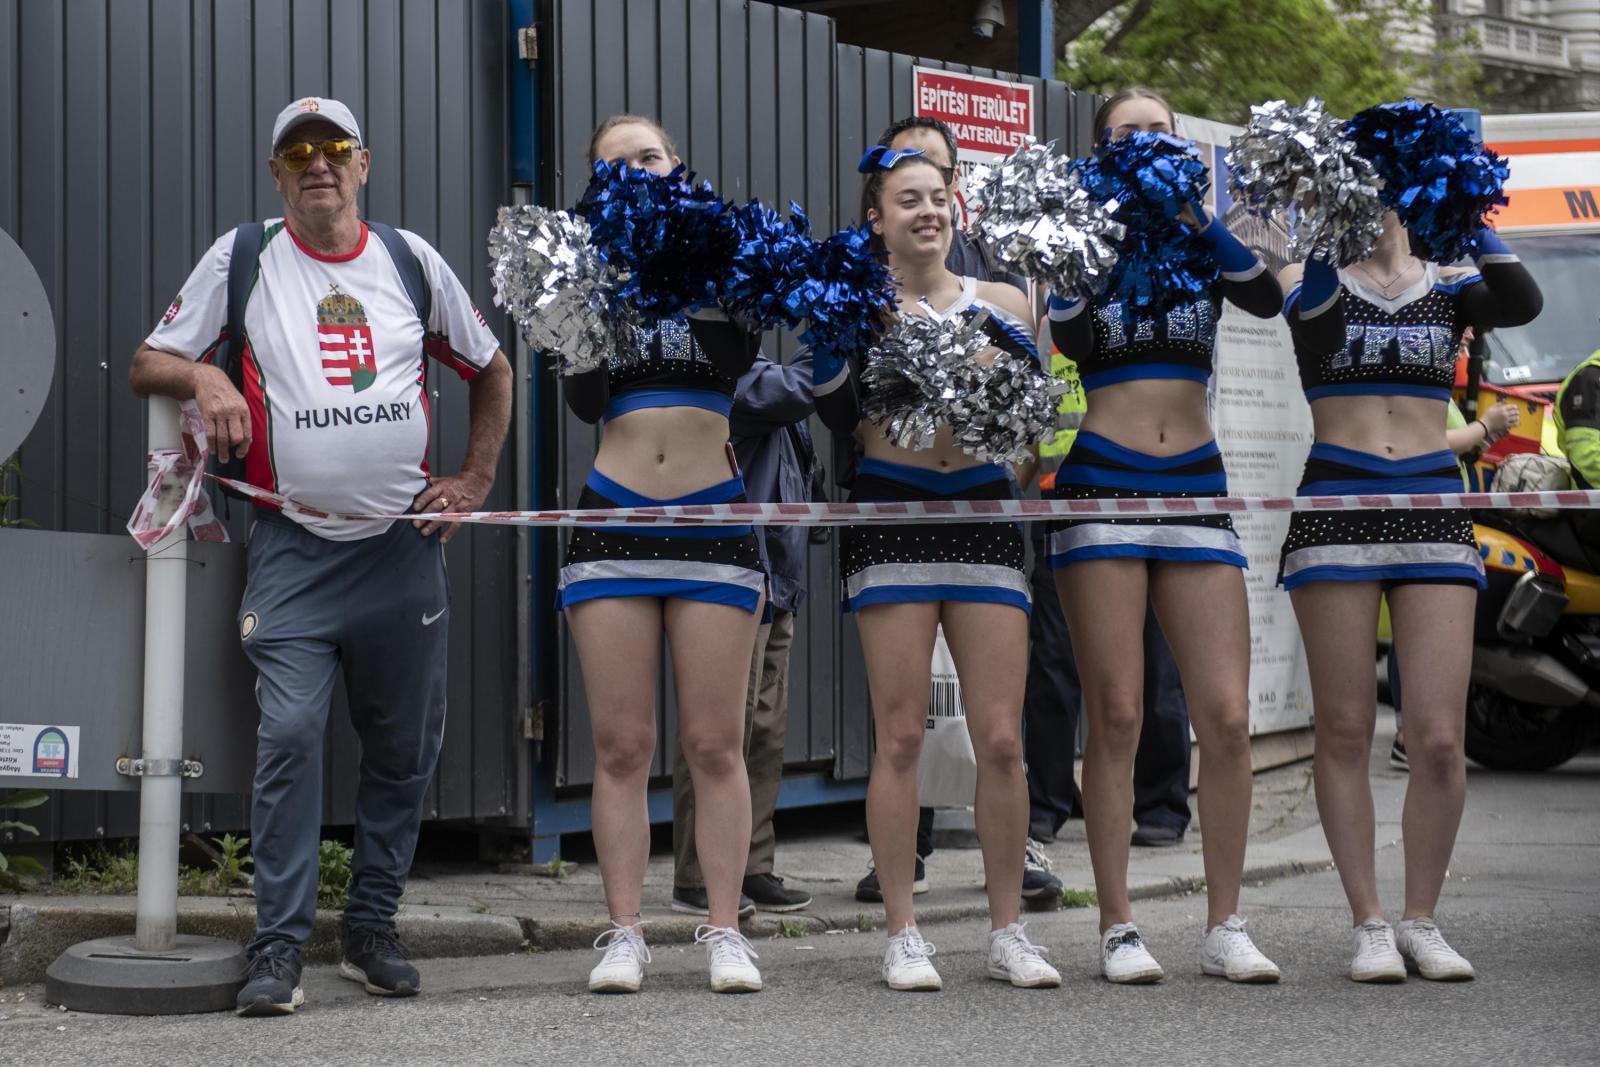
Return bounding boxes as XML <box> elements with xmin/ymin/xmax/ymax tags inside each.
<box><xmin>271</xmin><ymin>97</ymin><xmax>364</xmax><ymax>152</ymax></box>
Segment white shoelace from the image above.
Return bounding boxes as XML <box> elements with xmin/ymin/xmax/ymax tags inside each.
<box><xmin>995</xmin><ymin>923</ymin><xmax>1050</xmax><ymax>962</ymax></box>
<box><xmin>593</xmin><ymin>922</ymin><xmax>652</xmax><ymax>966</ymax></box>
<box><xmin>1212</xmin><ymin>916</ymin><xmax>1256</xmax><ymax>954</ymax></box>
<box><xmin>694</xmin><ymin>924</ymin><xmax>760</xmax><ymax>967</ymax></box>
<box><xmin>1402</xmin><ymin>920</ymin><xmax>1454</xmax><ymax>957</ymax></box>
<box><xmin>1023</xmin><ymin>839</ymin><xmax>1053</xmax><ymax>873</ymax></box>
<box><xmin>889</xmin><ymin>925</ymin><xmax>937</xmax><ymax>965</ymax></box>
<box><xmin>1356</xmin><ymin>919</ymin><xmax>1398</xmax><ymax>955</ymax></box>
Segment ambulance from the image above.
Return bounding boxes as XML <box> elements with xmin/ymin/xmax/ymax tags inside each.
<box><xmin>1467</xmin><ymin>111</ymin><xmax>1600</xmax><ymax>464</ymax></box>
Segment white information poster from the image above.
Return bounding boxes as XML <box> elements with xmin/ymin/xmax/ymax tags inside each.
<box><xmin>1187</xmin><ymin>116</ymin><xmax>1316</xmax><ymax>736</ymax></box>
<box><xmin>0</xmin><ymin>722</ymin><xmax>81</xmax><ymax>779</ymax></box>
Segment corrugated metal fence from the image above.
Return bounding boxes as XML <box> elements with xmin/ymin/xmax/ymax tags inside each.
<box><xmin>0</xmin><ymin>0</ymin><xmax>522</xmax><ymax>841</ymax></box>
<box><xmin>540</xmin><ymin>0</ymin><xmax>1102</xmax><ymax>790</ymax></box>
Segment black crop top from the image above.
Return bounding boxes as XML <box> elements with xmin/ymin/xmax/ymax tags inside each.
<box><xmin>814</xmin><ymin>277</ymin><xmax>1039</xmax><ymax>434</ymax></box>
<box><xmin>1285</xmin><ymin>249</ymin><xmax>1544</xmax><ymax>403</ymax></box>
<box><xmin>1047</xmin><ymin>270</ymin><xmax>1282</xmax><ymax>392</ymax></box>
<box><xmin>563</xmin><ymin>312</ymin><xmax>758</xmax><ymax>424</ymax></box>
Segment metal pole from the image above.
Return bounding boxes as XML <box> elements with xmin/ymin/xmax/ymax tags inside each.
<box><xmin>133</xmin><ymin>394</ymin><xmax>185</xmax><ymax>951</ymax></box>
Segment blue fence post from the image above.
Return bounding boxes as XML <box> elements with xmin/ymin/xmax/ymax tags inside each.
<box><xmin>1018</xmin><ymin>0</ymin><xmax>1054</xmax><ymax>79</ymax></box>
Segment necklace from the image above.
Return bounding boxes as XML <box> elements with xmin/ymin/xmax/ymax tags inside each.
<box><xmin>1350</xmin><ymin>258</ymin><xmax>1421</xmax><ymax>295</ymax></box>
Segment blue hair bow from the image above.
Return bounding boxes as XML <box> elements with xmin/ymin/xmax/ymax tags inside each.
<box><xmin>857</xmin><ymin>145</ymin><xmax>928</xmax><ymax>173</ymax></box>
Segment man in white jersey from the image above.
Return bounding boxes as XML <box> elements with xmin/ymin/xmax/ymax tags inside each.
<box><xmin>129</xmin><ymin>97</ymin><xmax>512</xmax><ymax>1017</ymax></box>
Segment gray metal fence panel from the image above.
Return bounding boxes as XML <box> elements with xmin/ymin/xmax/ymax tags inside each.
<box><xmin>0</xmin><ymin>0</ymin><xmax>521</xmax><ymax>842</ymax></box>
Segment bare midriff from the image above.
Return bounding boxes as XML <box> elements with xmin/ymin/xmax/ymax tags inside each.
<box><xmin>1078</xmin><ymin>378</ymin><xmax>1214</xmax><ymax>456</ymax></box>
<box><xmin>592</xmin><ymin>405</ymin><xmax>737</xmax><ymax>497</ymax></box>
<box><xmin>1308</xmin><ymin>394</ymin><xmax>1451</xmax><ymax>460</ymax></box>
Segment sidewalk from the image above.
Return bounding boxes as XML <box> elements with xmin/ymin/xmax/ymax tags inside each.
<box><xmin>0</xmin><ymin>744</ymin><xmax>1391</xmax><ymax>987</ymax></box>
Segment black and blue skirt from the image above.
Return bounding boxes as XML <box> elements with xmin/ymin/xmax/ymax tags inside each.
<box><xmin>840</xmin><ymin>458</ymin><xmax>1030</xmax><ymax>615</ymax></box>
<box><xmin>557</xmin><ymin>469</ymin><xmax>766</xmax><ymax>613</ymax></box>
<box><xmin>1044</xmin><ymin>432</ymin><xmax>1246</xmax><ymax>569</ymax></box>
<box><xmin>1278</xmin><ymin>444</ymin><xmax>1484</xmax><ymax>590</ymax></box>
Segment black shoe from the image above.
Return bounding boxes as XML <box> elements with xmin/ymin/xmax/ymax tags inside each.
<box><xmin>670</xmin><ymin>885</ymin><xmax>757</xmax><ymax>918</ymax></box>
<box><xmin>854</xmin><ymin>856</ymin><xmax>929</xmax><ymax>903</ymax></box>
<box><xmin>742</xmin><ymin>873</ymin><xmax>812</xmax><ymax>912</ymax></box>
<box><xmin>1021</xmin><ymin>838</ymin><xmax>1064</xmax><ymax>901</ymax></box>
<box><xmin>1389</xmin><ymin>739</ymin><xmax>1409</xmax><ymax>771</ymax></box>
<box><xmin>339</xmin><ymin>922</ymin><xmax>420</xmax><ymax>997</ymax></box>
<box><xmin>1130</xmin><ymin>824</ymin><xmax>1185</xmax><ymax>848</ymax></box>
<box><xmin>236</xmin><ymin>941</ymin><xmax>304</xmax><ymax>1016</ymax></box>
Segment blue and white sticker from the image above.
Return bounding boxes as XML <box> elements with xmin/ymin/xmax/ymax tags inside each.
<box><xmin>0</xmin><ymin>723</ymin><xmax>81</xmax><ymax>779</ymax></box>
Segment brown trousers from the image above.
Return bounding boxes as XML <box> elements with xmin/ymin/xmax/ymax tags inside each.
<box><xmin>671</xmin><ymin>609</ymin><xmax>794</xmax><ymax>887</ymax></box>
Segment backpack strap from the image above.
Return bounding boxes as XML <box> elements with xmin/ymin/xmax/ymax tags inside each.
<box><xmin>222</xmin><ymin>222</ymin><xmax>267</xmax><ymax>387</ymax></box>
<box><xmin>366</xmin><ymin>220</ymin><xmax>431</xmax><ymax>326</ymax></box>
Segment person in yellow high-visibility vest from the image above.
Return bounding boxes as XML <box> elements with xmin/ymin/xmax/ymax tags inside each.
<box><xmin>1554</xmin><ymin>348</ymin><xmax>1600</xmax><ymax>553</ymax></box>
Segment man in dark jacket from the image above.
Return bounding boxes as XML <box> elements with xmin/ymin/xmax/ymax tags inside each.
<box><xmin>671</xmin><ymin>349</ymin><xmax>817</xmax><ymax>914</ymax></box>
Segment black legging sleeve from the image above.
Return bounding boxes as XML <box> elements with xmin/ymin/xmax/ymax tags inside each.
<box><xmin>1455</xmin><ymin>259</ymin><xmax>1543</xmax><ymax>331</ymax></box>
<box><xmin>563</xmin><ymin>367</ymin><xmax>609</xmax><ymax>424</ymax></box>
<box><xmin>685</xmin><ymin>315</ymin><xmax>761</xmax><ymax>380</ymax></box>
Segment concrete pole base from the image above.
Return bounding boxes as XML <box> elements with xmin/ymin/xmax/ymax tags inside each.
<box><xmin>46</xmin><ymin>935</ymin><xmax>245</xmax><ymax>1015</ymax></box>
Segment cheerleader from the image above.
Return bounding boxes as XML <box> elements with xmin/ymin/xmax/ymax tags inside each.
<box><xmin>565</xmin><ymin>116</ymin><xmax>765</xmax><ymax>995</ymax></box>
<box><xmin>813</xmin><ymin>145</ymin><xmax>1059</xmax><ymax>991</ymax></box>
<box><xmin>1045</xmin><ymin>88</ymin><xmax>1283</xmax><ymax>984</ymax></box>
<box><xmin>1280</xmin><ymin>207</ymin><xmax>1541</xmax><ymax>982</ymax></box>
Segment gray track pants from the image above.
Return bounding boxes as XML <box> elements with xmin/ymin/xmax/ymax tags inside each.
<box><xmin>238</xmin><ymin>514</ymin><xmax>448</xmax><ymax>951</ymax></box>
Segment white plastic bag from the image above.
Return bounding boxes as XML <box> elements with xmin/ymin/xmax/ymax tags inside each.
<box><xmin>915</xmin><ymin>625</ymin><xmax>977</xmax><ymax>809</ymax></box>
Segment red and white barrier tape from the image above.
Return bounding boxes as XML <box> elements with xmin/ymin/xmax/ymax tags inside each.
<box><xmin>126</xmin><ymin>403</ymin><xmax>228</xmax><ymax>550</ymax></box>
<box><xmin>125</xmin><ymin>448</ymin><xmax>1600</xmax><ymax>548</ymax></box>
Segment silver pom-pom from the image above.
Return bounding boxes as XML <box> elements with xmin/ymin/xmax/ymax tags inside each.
<box><xmin>488</xmin><ymin>205</ymin><xmax>621</xmax><ymax>375</ymax></box>
<box><xmin>967</xmin><ymin>140</ymin><xmax>1124</xmax><ymax>300</ymax></box>
<box><xmin>861</xmin><ymin>308</ymin><xmax>1065</xmax><ymax>465</ymax></box>
<box><xmin>1225</xmin><ymin>98</ymin><xmax>1385</xmax><ymax>266</ymax></box>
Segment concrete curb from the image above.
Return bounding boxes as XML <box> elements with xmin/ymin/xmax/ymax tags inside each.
<box><xmin>0</xmin><ymin>899</ymin><xmax>526</xmax><ymax>987</ymax></box>
<box><xmin>0</xmin><ymin>857</ymin><xmax>1338</xmax><ymax>986</ymax></box>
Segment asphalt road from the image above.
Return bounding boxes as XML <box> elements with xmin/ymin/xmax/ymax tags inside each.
<box><xmin>3</xmin><ymin>752</ymin><xmax>1596</xmax><ymax>1067</ymax></box>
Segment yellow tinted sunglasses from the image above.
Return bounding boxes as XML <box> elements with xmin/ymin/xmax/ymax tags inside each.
<box><xmin>276</xmin><ymin>138</ymin><xmax>358</xmax><ymax>172</ymax></box>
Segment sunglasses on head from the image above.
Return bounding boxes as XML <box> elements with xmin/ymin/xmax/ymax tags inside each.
<box><xmin>857</xmin><ymin>144</ymin><xmax>953</xmax><ymax>185</ymax></box>
<box><xmin>276</xmin><ymin>138</ymin><xmax>359</xmax><ymax>172</ymax></box>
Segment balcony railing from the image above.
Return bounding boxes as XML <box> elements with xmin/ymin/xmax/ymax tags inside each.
<box><xmin>1443</xmin><ymin>13</ymin><xmax>1573</xmax><ymax>73</ymax></box>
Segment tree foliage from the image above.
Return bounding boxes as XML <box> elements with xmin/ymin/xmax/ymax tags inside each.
<box><xmin>1058</xmin><ymin>0</ymin><xmax>1482</xmax><ymax>126</ymax></box>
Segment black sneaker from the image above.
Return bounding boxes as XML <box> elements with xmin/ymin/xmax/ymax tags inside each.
<box><xmin>1389</xmin><ymin>739</ymin><xmax>1409</xmax><ymax>771</ymax></box>
<box><xmin>742</xmin><ymin>873</ymin><xmax>813</xmax><ymax>912</ymax></box>
<box><xmin>1130</xmin><ymin>824</ymin><xmax>1185</xmax><ymax>848</ymax></box>
<box><xmin>854</xmin><ymin>857</ymin><xmax>929</xmax><ymax>903</ymax></box>
<box><xmin>339</xmin><ymin>922</ymin><xmax>420</xmax><ymax>997</ymax></box>
<box><xmin>1021</xmin><ymin>839</ymin><xmax>1064</xmax><ymax>902</ymax></box>
<box><xmin>236</xmin><ymin>941</ymin><xmax>304</xmax><ymax>1017</ymax></box>
<box><xmin>669</xmin><ymin>885</ymin><xmax>757</xmax><ymax>918</ymax></box>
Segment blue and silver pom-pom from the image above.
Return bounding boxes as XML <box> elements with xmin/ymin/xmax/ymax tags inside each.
<box><xmin>861</xmin><ymin>309</ymin><xmax>1063</xmax><ymax>463</ymax></box>
<box><xmin>576</xmin><ymin>159</ymin><xmax>737</xmax><ymax>319</ymax></box>
<box><xmin>1072</xmin><ymin>130</ymin><xmax>1219</xmax><ymax>312</ymax></box>
<box><xmin>968</xmin><ymin>139</ymin><xmax>1124</xmax><ymax>300</ymax></box>
<box><xmin>720</xmin><ymin>199</ymin><xmax>817</xmax><ymax>332</ymax></box>
<box><xmin>1226</xmin><ymin>98</ymin><xmax>1385</xmax><ymax>265</ymax></box>
<box><xmin>487</xmin><ymin>205</ymin><xmax>622</xmax><ymax>375</ymax></box>
<box><xmin>791</xmin><ymin>223</ymin><xmax>896</xmax><ymax>374</ymax></box>
<box><xmin>1344</xmin><ymin>98</ymin><xmax>1509</xmax><ymax>263</ymax></box>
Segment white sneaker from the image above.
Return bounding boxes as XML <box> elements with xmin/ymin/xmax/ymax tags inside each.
<box><xmin>1200</xmin><ymin>915</ymin><xmax>1281</xmax><ymax>983</ymax></box>
<box><xmin>1349</xmin><ymin>917</ymin><xmax>1407</xmax><ymax>983</ymax></box>
<box><xmin>882</xmin><ymin>924</ymin><xmax>943</xmax><ymax>991</ymax></box>
<box><xmin>694</xmin><ymin>925</ymin><xmax>763</xmax><ymax>993</ymax></box>
<box><xmin>988</xmin><ymin>922</ymin><xmax>1062</xmax><ymax>988</ymax></box>
<box><xmin>1395</xmin><ymin>918</ymin><xmax>1475</xmax><ymax>981</ymax></box>
<box><xmin>1101</xmin><ymin>923</ymin><xmax>1164</xmax><ymax>984</ymax></box>
<box><xmin>588</xmin><ymin>922</ymin><xmax>650</xmax><ymax>993</ymax></box>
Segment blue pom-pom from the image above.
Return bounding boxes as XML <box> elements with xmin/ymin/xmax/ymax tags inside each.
<box><xmin>576</xmin><ymin>159</ymin><xmax>736</xmax><ymax>319</ymax></box>
<box><xmin>720</xmin><ymin>199</ymin><xmax>816</xmax><ymax>332</ymax></box>
<box><xmin>1071</xmin><ymin>131</ymin><xmax>1219</xmax><ymax>312</ymax></box>
<box><xmin>790</xmin><ymin>224</ymin><xmax>895</xmax><ymax>374</ymax></box>
<box><xmin>1344</xmin><ymin>99</ymin><xmax>1509</xmax><ymax>263</ymax></box>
